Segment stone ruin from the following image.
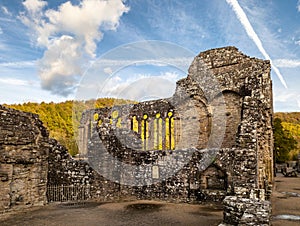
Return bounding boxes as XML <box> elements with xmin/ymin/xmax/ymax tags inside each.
<box><xmin>0</xmin><ymin>106</ymin><xmax>49</xmax><ymax>210</ymax></box>
<box><xmin>0</xmin><ymin>47</ymin><xmax>273</xmax><ymax>225</ymax></box>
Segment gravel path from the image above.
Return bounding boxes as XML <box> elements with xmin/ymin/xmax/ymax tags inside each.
<box><xmin>271</xmin><ymin>173</ymin><xmax>300</xmax><ymax>226</ymax></box>
<box><xmin>0</xmin><ymin>200</ymin><xmax>223</xmax><ymax>226</ymax></box>
<box><xmin>3</xmin><ymin>173</ymin><xmax>298</xmax><ymax>225</ymax></box>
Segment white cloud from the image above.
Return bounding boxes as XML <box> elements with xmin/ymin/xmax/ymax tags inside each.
<box><xmin>0</xmin><ymin>60</ymin><xmax>36</xmax><ymax>68</ymax></box>
<box><xmin>103</xmin><ymin>67</ymin><xmax>113</xmax><ymax>75</ymax></box>
<box><xmin>274</xmin><ymin>59</ymin><xmax>300</xmax><ymax>68</ymax></box>
<box><xmin>22</xmin><ymin>0</ymin><xmax>47</xmax><ymax>15</ymax></box>
<box><xmin>99</xmin><ymin>72</ymin><xmax>180</xmax><ymax>101</ymax></box>
<box><xmin>275</xmin><ymin>91</ymin><xmax>296</xmax><ymax>102</ymax></box>
<box><xmin>38</xmin><ymin>35</ymin><xmax>82</xmax><ymax>96</ymax></box>
<box><xmin>295</xmin><ymin>40</ymin><xmax>300</xmax><ymax>46</ymax></box>
<box><xmin>0</xmin><ymin>26</ymin><xmax>2</xmax><ymax>34</ymax></box>
<box><xmin>20</xmin><ymin>0</ymin><xmax>129</xmax><ymax>96</ymax></box>
<box><xmin>0</xmin><ymin>78</ymin><xmax>30</xmax><ymax>86</ymax></box>
<box><xmin>1</xmin><ymin>6</ymin><xmax>12</xmax><ymax>16</ymax></box>
<box><xmin>273</xmin><ymin>89</ymin><xmax>300</xmax><ymax>112</ymax></box>
<box><xmin>297</xmin><ymin>0</ymin><xmax>300</xmax><ymax>12</ymax></box>
<box><xmin>43</xmin><ymin>0</ymin><xmax>129</xmax><ymax>56</ymax></box>
<box><xmin>0</xmin><ymin>43</ymin><xmax>7</xmax><ymax>50</ymax></box>
<box><xmin>0</xmin><ymin>80</ymin><xmax>68</xmax><ymax>105</ymax></box>
<box><xmin>226</xmin><ymin>0</ymin><xmax>288</xmax><ymax>88</ymax></box>
<box><xmin>93</xmin><ymin>57</ymin><xmax>194</xmax><ymax>68</ymax></box>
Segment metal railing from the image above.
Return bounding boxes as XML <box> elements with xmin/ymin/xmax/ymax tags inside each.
<box><xmin>47</xmin><ymin>185</ymin><xmax>91</xmax><ymax>202</ymax></box>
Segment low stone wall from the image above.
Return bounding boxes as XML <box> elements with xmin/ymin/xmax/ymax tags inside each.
<box><xmin>47</xmin><ymin>132</ymin><xmax>267</xmax><ymax>206</ymax></box>
<box><xmin>48</xmin><ymin>139</ymin><xmax>121</xmax><ymax>202</ymax></box>
<box><xmin>48</xmin><ymin>138</ymin><xmax>228</xmax><ymax>203</ymax></box>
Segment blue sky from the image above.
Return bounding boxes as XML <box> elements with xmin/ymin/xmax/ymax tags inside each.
<box><xmin>0</xmin><ymin>0</ymin><xmax>299</xmax><ymax>112</ymax></box>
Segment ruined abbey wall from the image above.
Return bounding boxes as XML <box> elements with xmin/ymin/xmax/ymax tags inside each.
<box><xmin>76</xmin><ymin>46</ymin><xmax>274</xmax><ymax>224</ymax></box>
<box><xmin>78</xmin><ymin>46</ymin><xmax>274</xmax><ymax>199</ymax></box>
<box><xmin>192</xmin><ymin>47</ymin><xmax>274</xmax><ymax>193</ymax></box>
<box><xmin>0</xmin><ymin>106</ymin><xmax>49</xmax><ymax>212</ymax></box>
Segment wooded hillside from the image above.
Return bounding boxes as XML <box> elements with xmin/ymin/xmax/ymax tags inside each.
<box><xmin>275</xmin><ymin>112</ymin><xmax>300</xmax><ymax>160</ymax></box>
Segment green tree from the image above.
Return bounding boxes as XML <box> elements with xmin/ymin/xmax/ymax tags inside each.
<box><xmin>273</xmin><ymin>118</ymin><xmax>297</xmax><ymax>163</ymax></box>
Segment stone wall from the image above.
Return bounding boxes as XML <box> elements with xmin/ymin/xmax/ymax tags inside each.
<box><xmin>222</xmin><ymin>196</ymin><xmax>271</xmax><ymax>225</ymax></box>
<box><xmin>49</xmin><ymin>135</ymin><xmax>228</xmax><ymax>202</ymax></box>
<box><xmin>0</xmin><ymin>105</ymin><xmax>49</xmax><ymax>212</ymax></box>
<box><xmin>47</xmin><ymin>139</ymin><xmax>121</xmax><ymax>202</ymax></box>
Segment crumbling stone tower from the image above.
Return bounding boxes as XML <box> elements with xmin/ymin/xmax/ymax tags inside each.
<box><xmin>187</xmin><ymin>46</ymin><xmax>274</xmax><ymax>194</ymax></box>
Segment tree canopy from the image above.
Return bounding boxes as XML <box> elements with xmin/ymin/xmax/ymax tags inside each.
<box><xmin>273</xmin><ymin>117</ymin><xmax>297</xmax><ymax>163</ymax></box>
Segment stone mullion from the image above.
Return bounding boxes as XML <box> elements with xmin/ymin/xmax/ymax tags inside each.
<box><xmin>137</xmin><ymin>116</ymin><xmax>142</xmax><ymax>137</ymax></box>
<box><xmin>148</xmin><ymin>118</ymin><xmax>154</xmax><ymax>151</ymax></box>
<box><xmin>162</xmin><ymin>115</ymin><xmax>166</xmax><ymax>150</ymax></box>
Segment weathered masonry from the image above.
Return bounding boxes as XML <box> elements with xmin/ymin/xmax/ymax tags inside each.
<box><xmin>79</xmin><ymin>46</ymin><xmax>273</xmax><ymax>197</ymax></box>
<box><xmin>78</xmin><ymin>46</ymin><xmax>274</xmax><ymax>224</ymax></box>
<box><xmin>0</xmin><ymin>106</ymin><xmax>49</xmax><ymax>212</ymax></box>
<box><xmin>0</xmin><ymin>46</ymin><xmax>273</xmax><ymax>225</ymax></box>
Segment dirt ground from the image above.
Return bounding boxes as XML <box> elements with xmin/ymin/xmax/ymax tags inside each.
<box><xmin>0</xmin><ymin>200</ymin><xmax>223</xmax><ymax>226</ymax></box>
<box><xmin>1</xmin><ymin>173</ymin><xmax>300</xmax><ymax>226</ymax></box>
<box><xmin>271</xmin><ymin>173</ymin><xmax>300</xmax><ymax>226</ymax></box>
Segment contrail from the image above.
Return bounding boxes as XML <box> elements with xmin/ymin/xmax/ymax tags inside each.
<box><xmin>226</xmin><ymin>0</ymin><xmax>288</xmax><ymax>88</ymax></box>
